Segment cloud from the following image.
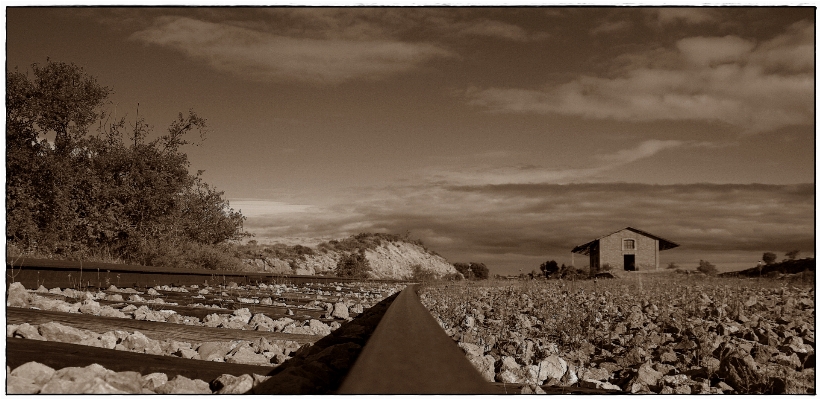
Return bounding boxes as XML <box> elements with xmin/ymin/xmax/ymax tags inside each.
<box><xmin>236</xmin><ymin>182</ymin><xmax>814</xmax><ymax>274</ymax></box>
<box><xmin>464</xmin><ymin>21</ymin><xmax>814</xmax><ymax>133</ymax></box>
<box><xmin>649</xmin><ymin>8</ymin><xmax>719</xmax><ymax>26</ymax></box>
<box><xmin>272</xmin><ymin>8</ymin><xmax>548</xmax><ymax>42</ymax></box>
<box><xmin>590</xmin><ymin>20</ymin><xmax>631</xmax><ymax>35</ymax></box>
<box><xmin>131</xmin><ymin>16</ymin><xmax>453</xmax><ymax>84</ymax></box>
<box><xmin>676</xmin><ymin>35</ymin><xmax>755</xmax><ymax>66</ymax></box>
<box><xmin>424</xmin><ymin>139</ymin><xmax>689</xmax><ymax>186</ymax></box>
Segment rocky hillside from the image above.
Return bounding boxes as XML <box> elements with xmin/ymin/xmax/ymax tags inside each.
<box><xmin>239</xmin><ymin>233</ymin><xmax>457</xmax><ymax>280</ymax></box>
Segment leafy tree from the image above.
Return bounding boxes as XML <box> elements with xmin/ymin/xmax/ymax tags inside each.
<box><xmin>453</xmin><ymin>262</ymin><xmax>489</xmax><ymax>280</ymax></box>
<box><xmin>336</xmin><ymin>251</ymin><xmax>371</xmax><ymax>279</ymax></box>
<box><xmin>785</xmin><ymin>250</ymin><xmax>801</xmax><ymax>260</ymax></box>
<box><xmin>697</xmin><ymin>260</ymin><xmax>718</xmax><ymax>275</ymax></box>
<box><xmin>6</xmin><ymin>60</ymin><xmax>246</xmax><ymax>268</ymax></box>
<box><xmin>539</xmin><ymin>260</ymin><xmax>559</xmax><ymax>278</ymax></box>
<box><xmin>762</xmin><ymin>252</ymin><xmax>777</xmax><ymax>265</ymax></box>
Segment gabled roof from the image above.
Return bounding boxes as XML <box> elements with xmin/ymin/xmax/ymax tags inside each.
<box><xmin>571</xmin><ymin>227</ymin><xmax>679</xmax><ymax>256</ymax></box>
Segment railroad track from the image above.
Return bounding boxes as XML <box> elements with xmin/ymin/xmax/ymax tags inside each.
<box><xmin>7</xmin><ymin>259</ymin><xmax>609</xmax><ymax>394</ymax></box>
<box><xmin>6</xmin><ymin>257</ymin><xmax>404</xmax><ymax>289</ymax></box>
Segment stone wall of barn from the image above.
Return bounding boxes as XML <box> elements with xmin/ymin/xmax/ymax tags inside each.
<box><xmin>598</xmin><ymin>230</ymin><xmax>659</xmax><ymax>271</ymax></box>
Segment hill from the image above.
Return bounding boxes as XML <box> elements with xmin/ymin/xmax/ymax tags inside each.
<box><xmin>238</xmin><ymin>233</ymin><xmax>458</xmax><ymax>280</ymax></box>
<box><xmin>719</xmin><ymin>258</ymin><xmax>815</xmax><ymax>278</ymax></box>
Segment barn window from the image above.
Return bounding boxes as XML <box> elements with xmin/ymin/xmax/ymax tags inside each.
<box><xmin>623</xmin><ymin>239</ymin><xmax>636</xmax><ymax>250</ymax></box>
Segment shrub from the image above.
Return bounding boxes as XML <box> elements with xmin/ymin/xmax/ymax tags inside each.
<box><xmin>539</xmin><ymin>260</ymin><xmax>559</xmax><ymax>278</ymax></box>
<box><xmin>411</xmin><ymin>264</ymin><xmax>438</xmax><ymax>281</ymax></box>
<box><xmin>697</xmin><ymin>260</ymin><xmax>718</xmax><ymax>275</ymax></box>
<box><xmin>453</xmin><ymin>262</ymin><xmax>489</xmax><ymax>280</ymax></box>
<box><xmin>666</xmin><ymin>262</ymin><xmax>679</xmax><ymax>269</ymax></box>
<box><xmin>336</xmin><ymin>251</ymin><xmax>371</xmax><ymax>279</ymax></box>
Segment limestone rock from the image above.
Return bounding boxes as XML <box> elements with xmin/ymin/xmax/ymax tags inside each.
<box><xmin>141</xmin><ymin>373</ymin><xmax>169</xmax><ymax>390</ymax></box>
<box><xmin>10</xmin><ymin>361</ymin><xmax>55</xmax><ymax>385</ymax></box>
<box><xmin>535</xmin><ymin>355</ymin><xmax>567</xmax><ymax>382</ymax></box>
<box><xmin>213</xmin><ymin>373</ymin><xmax>254</xmax><ymax>394</ymax></box>
<box><xmin>98</xmin><ymin>306</ymin><xmax>128</xmax><ymax>318</ymax></box>
<box><xmin>13</xmin><ymin>323</ymin><xmax>46</xmax><ymax>341</ymax></box>
<box><xmin>249</xmin><ymin>313</ymin><xmax>276</xmax><ymax>331</ymax></box>
<box><xmin>198</xmin><ymin>341</ymin><xmax>236</xmax><ymax>362</ymax></box>
<box><xmin>7</xmin><ymin>375</ymin><xmax>42</xmax><ymax>394</ymax></box>
<box><xmin>79</xmin><ymin>299</ymin><xmax>101</xmax><ymax>315</ymax></box>
<box><xmin>155</xmin><ymin>375</ymin><xmax>211</xmax><ymax>394</ymax></box>
<box><xmin>227</xmin><ymin>345</ymin><xmax>270</xmax><ymax>366</ymax></box>
<box><xmin>134</xmin><ymin>306</ymin><xmax>166</xmax><ymax>322</ymax></box>
<box><xmin>121</xmin><ymin>331</ymin><xmax>162</xmax><ymax>355</ymax></box>
<box><xmin>104</xmin><ymin>371</ymin><xmax>143</xmax><ymax>393</ymax></box>
<box><xmin>38</xmin><ymin>322</ymin><xmax>87</xmax><ymax>344</ymax></box>
<box><xmin>270</xmin><ymin>317</ymin><xmax>296</xmax><ymax>332</ymax></box>
<box><xmin>332</xmin><ymin>302</ymin><xmax>349</xmax><ymax>319</ymax></box>
<box><xmin>232</xmin><ymin>308</ymin><xmax>253</xmax><ymax>324</ymax></box>
<box><xmin>7</xmin><ymin>282</ymin><xmax>31</xmax><ymax>307</ymax></box>
<box><xmin>308</xmin><ymin>319</ymin><xmax>331</xmax><ymax>336</ymax></box>
<box><xmin>718</xmin><ymin>352</ymin><xmax>760</xmax><ymax>393</ymax></box>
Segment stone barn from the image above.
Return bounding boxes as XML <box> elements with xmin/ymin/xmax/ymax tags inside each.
<box><xmin>571</xmin><ymin>227</ymin><xmax>678</xmax><ymax>273</ymax></box>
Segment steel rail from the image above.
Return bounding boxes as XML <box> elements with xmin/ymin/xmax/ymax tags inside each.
<box><xmin>6</xmin><ymin>257</ymin><xmax>404</xmax><ymax>288</ymax></box>
<box><xmin>338</xmin><ymin>284</ymin><xmax>493</xmax><ymax>394</ymax></box>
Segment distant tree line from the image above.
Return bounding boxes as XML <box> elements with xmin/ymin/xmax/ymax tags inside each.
<box><xmin>6</xmin><ymin>60</ymin><xmax>247</xmax><ymax>269</ymax></box>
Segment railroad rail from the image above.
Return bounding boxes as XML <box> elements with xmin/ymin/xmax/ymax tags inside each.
<box><xmin>339</xmin><ymin>284</ymin><xmax>493</xmax><ymax>393</ymax></box>
<box><xmin>5</xmin><ymin>257</ymin><xmax>404</xmax><ymax>289</ymax></box>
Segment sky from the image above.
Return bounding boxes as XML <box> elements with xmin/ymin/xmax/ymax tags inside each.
<box><xmin>6</xmin><ymin>7</ymin><xmax>816</xmax><ymax>275</ymax></box>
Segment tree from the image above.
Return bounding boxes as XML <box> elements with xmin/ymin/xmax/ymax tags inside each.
<box><xmin>6</xmin><ymin>60</ymin><xmax>246</xmax><ymax>268</ymax></box>
<box><xmin>539</xmin><ymin>260</ymin><xmax>559</xmax><ymax>278</ymax></box>
<box><xmin>762</xmin><ymin>252</ymin><xmax>777</xmax><ymax>265</ymax></box>
<box><xmin>785</xmin><ymin>250</ymin><xmax>801</xmax><ymax>260</ymax></box>
<box><xmin>453</xmin><ymin>262</ymin><xmax>489</xmax><ymax>280</ymax></box>
<box><xmin>697</xmin><ymin>260</ymin><xmax>718</xmax><ymax>275</ymax></box>
<box><xmin>336</xmin><ymin>251</ymin><xmax>371</xmax><ymax>279</ymax></box>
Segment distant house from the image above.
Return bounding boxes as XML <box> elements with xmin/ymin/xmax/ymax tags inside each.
<box><xmin>571</xmin><ymin>227</ymin><xmax>679</xmax><ymax>273</ymax></box>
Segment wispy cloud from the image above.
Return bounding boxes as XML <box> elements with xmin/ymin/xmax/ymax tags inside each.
<box><xmin>590</xmin><ymin>20</ymin><xmax>631</xmax><ymax>35</ymax></box>
<box><xmin>426</xmin><ymin>139</ymin><xmax>686</xmax><ymax>186</ymax></box>
<box><xmin>131</xmin><ymin>16</ymin><xmax>453</xmax><ymax>84</ymax></box>
<box><xmin>464</xmin><ymin>20</ymin><xmax>813</xmax><ymax>133</ymax></box>
<box><xmin>648</xmin><ymin>8</ymin><xmax>719</xmax><ymax>26</ymax></box>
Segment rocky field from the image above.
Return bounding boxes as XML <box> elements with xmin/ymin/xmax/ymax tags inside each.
<box><xmin>420</xmin><ymin>273</ymin><xmax>815</xmax><ymax>394</ymax></box>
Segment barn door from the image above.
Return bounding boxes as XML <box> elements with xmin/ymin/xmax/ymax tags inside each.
<box><xmin>624</xmin><ymin>254</ymin><xmax>636</xmax><ymax>271</ymax></box>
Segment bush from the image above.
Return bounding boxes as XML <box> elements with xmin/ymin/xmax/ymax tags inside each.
<box><xmin>697</xmin><ymin>260</ymin><xmax>718</xmax><ymax>275</ymax></box>
<box><xmin>453</xmin><ymin>262</ymin><xmax>489</xmax><ymax>280</ymax></box>
<box><xmin>411</xmin><ymin>264</ymin><xmax>438</xmax><ymax>281</ymax></box>
<box><xmin>539</xmin><ymin>260</ymin><xmax>559</xmax><ymax>278</ymax></box>
<box><xmin>666</xmin><ymin>262</ymin><xmax>679</xmax><ymax>269</ymax></box>
<box><xmin>335</xmin><ymin>251</ymin><xmax>371</xmax><ymax>279</ymax></box>
<box><xmin>559</xmin><ymin>264</ymin><xmax>588</xmax><ymax>280</ymax></box>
